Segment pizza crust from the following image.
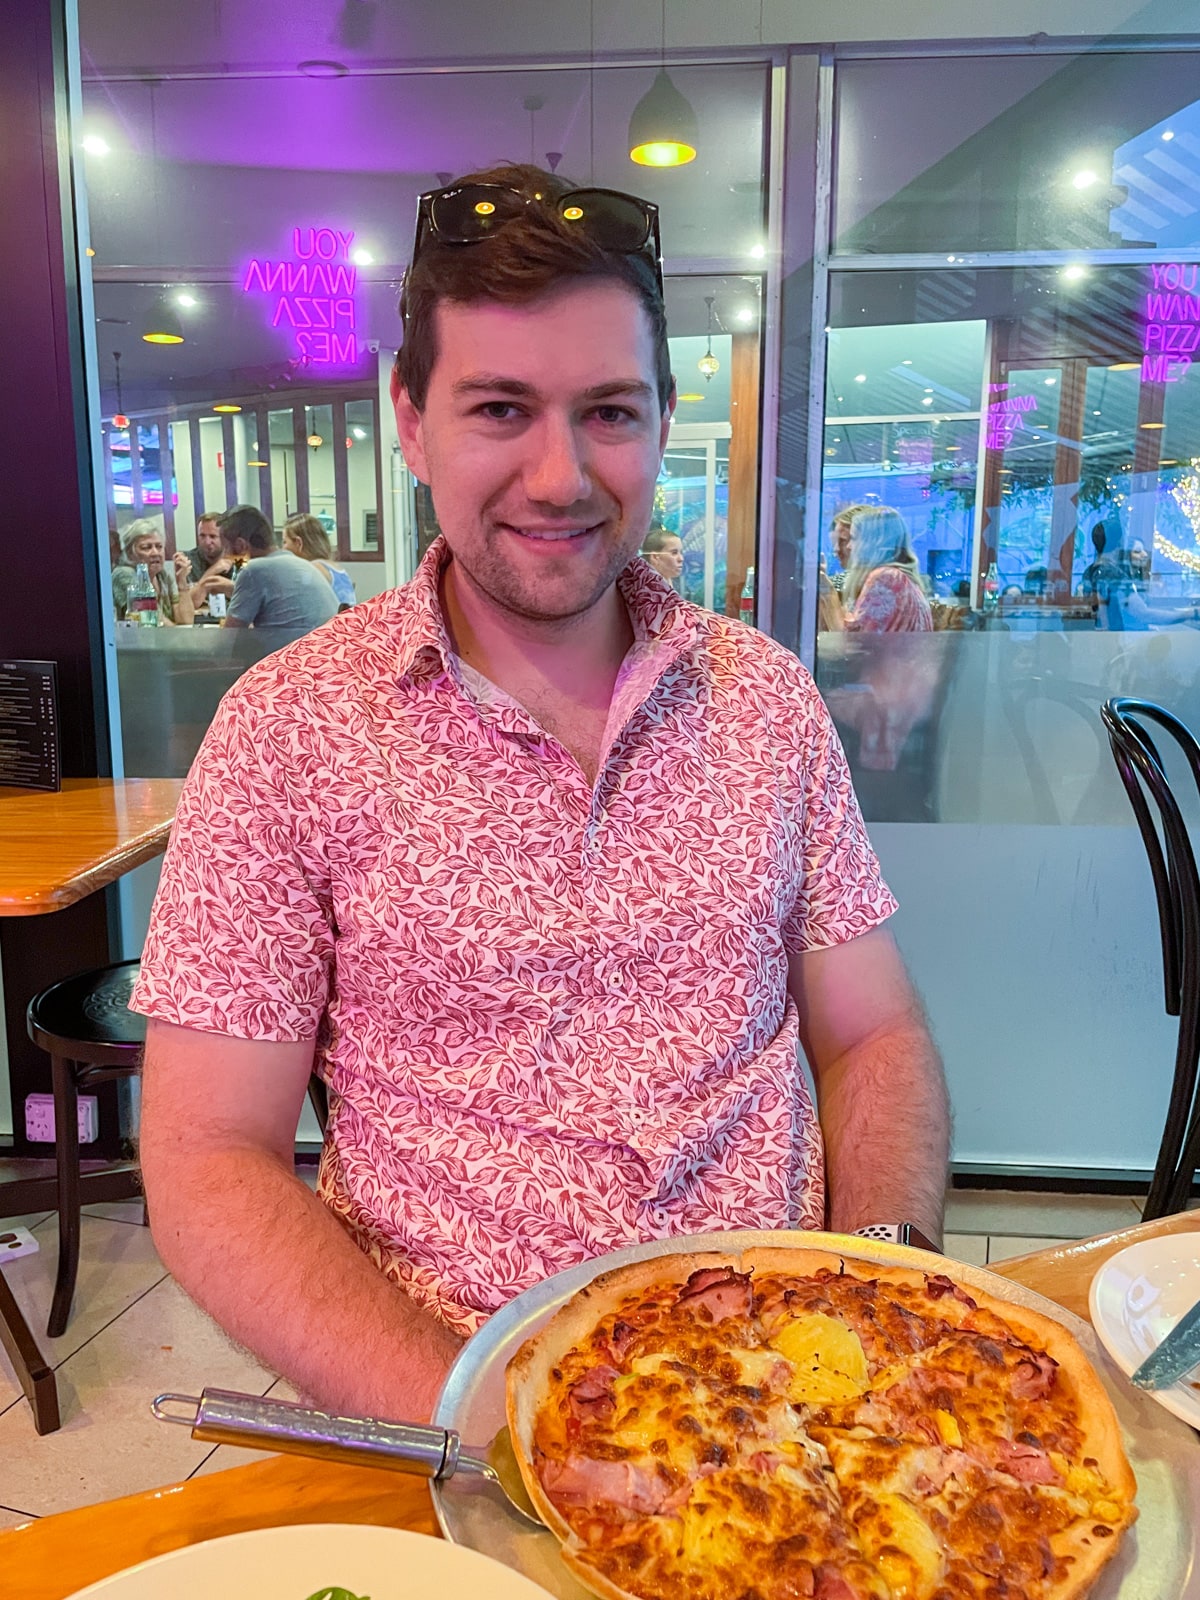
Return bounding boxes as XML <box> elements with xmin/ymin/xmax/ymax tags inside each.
<box><xmin>505</xmin><ymin>1245</ymin><xmax>1137</xmax><ymax>1600</ymax></box>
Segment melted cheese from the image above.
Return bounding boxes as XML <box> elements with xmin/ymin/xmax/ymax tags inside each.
<box><xmin>769</xmin><ymin>1314</ymin><xmax>870</xmax><ymax>1404</ymax></box>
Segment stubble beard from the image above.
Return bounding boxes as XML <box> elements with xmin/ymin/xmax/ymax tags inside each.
<box><xmin>460</xmin><ymin>524</ymin><xmax>641</xmax><ymax>626</ymax></box>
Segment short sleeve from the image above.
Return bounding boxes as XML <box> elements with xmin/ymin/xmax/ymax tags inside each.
<box><xmin>225</xmin><ymin>565</ymin><xmax>262</xmax><ymax>626</ymax></box>
<box><xmin>780</xmin><ymin>674</ymin><xmax>898</xmax><ymax>954</ymax></box>
<box><xmin>130</xmin><ymin>682</ymin><xmax>334</xmax><ymax>1040</ymax></box>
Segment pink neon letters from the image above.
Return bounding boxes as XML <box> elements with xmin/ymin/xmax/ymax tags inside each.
<box><xmin>1141</xmin><ymin>263</ymin><xmax>1196</xmax><ymax>384</ymax></box>
<box><xmin>241</xmin><ymin>227</ymin><xmax>364</xmax><ymax>367</ymax></box>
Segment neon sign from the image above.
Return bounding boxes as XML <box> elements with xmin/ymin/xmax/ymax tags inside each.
<box><xmin>985</xmin><ymin>382</ymin><xmax>1038</xmax><ymax>451</ymax></box>
<box><xmin>241</xmin><ymin>226</ymin><xmax>365</xmax><ymax>368</ymax></box>
<box><xmin>1142</xmin><ymin>262</ymin><xmax>1197</xmax><ymax>383</ymax></box>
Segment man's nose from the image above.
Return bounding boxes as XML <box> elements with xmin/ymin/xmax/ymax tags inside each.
<box><xmin>524</xmin><ymin>415</ymin><xmax>590</xmax><ymax>507</ymax></box>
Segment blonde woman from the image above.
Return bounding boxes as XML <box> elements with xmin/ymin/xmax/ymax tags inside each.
<box><xmin>282</xmin><ymin>514</ymin><xmax>357</xmax><ymax>609</ymax></box>
<box><xmin>843</xmin><ymin>506</ymin><xmax>932</xmax><ymax>633</ymax></box>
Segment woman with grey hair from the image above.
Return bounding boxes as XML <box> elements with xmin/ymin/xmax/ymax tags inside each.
<box><xmin>842</xmin><ymin>506</ymin><xmax>931</xmax><ymax>633</ymax></box>
<box><xmin>112</xmin><ymin>517</ymin><xmax>195</xmax><ymax>625</ymax></box>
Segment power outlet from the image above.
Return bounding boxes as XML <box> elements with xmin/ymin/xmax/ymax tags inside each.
<box><xmin>0</xmin><ymin>1226</ymin><xmax>39</xmax><ymax>1263</ymax></box>
<box><xmin>24</xmin><ymin>1093</ymin><xmax>99</xmax><ymax>1145</ymax></box>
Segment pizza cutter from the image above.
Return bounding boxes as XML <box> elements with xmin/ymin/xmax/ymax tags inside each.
<box><xmin>152</xmin><ymin>1387</ymin><xmax>546</xmax><ymax>1530</ymax></box>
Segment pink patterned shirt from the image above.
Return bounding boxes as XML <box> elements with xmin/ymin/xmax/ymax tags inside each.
<box><xmin>132</xmin><ymin>540</ymin><xmax>896</xmax><ymax>1334</ymax></box>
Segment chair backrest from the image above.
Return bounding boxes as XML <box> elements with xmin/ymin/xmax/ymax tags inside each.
<box><xmin>1101</xmin><ymin>696</ymin><xmax>1200</xmax><ymax>1217</ymax></box>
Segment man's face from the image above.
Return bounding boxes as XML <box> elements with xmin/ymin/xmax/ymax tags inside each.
<box><xmin>646</xmin><ymin>536</ymin><xmax>684</xmax><ymax>582</ymax></box>
<box><xmin>833</xmin><ymin>518</ymin><xmax>853</xmax><ymax>568</ymax></box>
<box><xmin>393</xmin><ymin>279</ymin><xmax>674</xmax><ymax>624</ymax></box>
<box><xmin>196</xmin><ymin>519</ymin><xmax>222</xmax><ymax>560</ymax></box>
<box><xmin>131</xmin><ymin>533</ymin><xmax>164</xmax><ymax>575</ymax></box>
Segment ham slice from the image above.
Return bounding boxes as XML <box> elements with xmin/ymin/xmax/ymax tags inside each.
<box><xmin>568</xmin><ymin>1364</ymin><xmax>619</xmax><ymax>1422</ymax></box>
<box><xmin>992</xmin><ymin>1439</ymin><xmax>1061</xmax><ymax>1485</ymax></box>
<box><xmin>675</xmin><ymin>1265</ymin><xmax>753</xmax><ymax>1322</ymax></box>
<box><xmin>1010</xmin><ymin>1349</ymin><xmax>1058</xmax><ymax>1401</ymax></box>
<box><xmin>541</xmin><ymin>1453</ymin><xmax>674</xmax><ymax>1515</ymax></box>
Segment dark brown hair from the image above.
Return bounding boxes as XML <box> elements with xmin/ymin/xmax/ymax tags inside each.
<box><xmin>218</xmin><ymin>504</ymin><xmax>276</xmax><ymax>555</ymax></box>
<box><xmin>395</xmin><ymin>163</ymin><xmax>673</xmax><ymax>413</ymax></box>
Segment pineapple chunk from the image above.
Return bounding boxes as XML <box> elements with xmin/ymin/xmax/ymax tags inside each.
<box><xmin>933</xmin><ymin>1408</ymin><xmax>961</xmax><ymax>1447</ymax></box>
<box><xmin>859</xmin><ymin>1493</ymin><xmax>945</xmax><ymax>1600</ymax></box>
<box><xmin>769</xmin><ymin>1314</ymin><xmax>870</xmax><ymax>1404</ymax></box>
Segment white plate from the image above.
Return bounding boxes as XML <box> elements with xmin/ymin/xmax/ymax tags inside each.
<box><xmin>1090</xmin><ymin>1232</ymin><xmax>1200</xmax><ymax>1430</ymax></box>
<box><xmin>66</xmin><ymin>1523</ymin><xmax>554</xmax><ymax>1599</ymax></box>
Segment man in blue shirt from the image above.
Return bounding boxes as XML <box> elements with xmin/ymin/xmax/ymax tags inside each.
<box><xmin>219</xmin><ymin>505</ymin><xmax>339</xmax><ymax>634</ymax></box>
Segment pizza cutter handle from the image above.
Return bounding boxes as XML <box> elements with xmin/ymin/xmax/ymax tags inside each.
<box><xmin>151</xmin><ymin>1387</ymin><xmax>462</xmax><ymax>1479</ymax></box>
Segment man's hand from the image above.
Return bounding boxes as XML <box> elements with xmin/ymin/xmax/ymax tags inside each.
<box><xmin>173</xmin><ymin>550</ymin><xmax>192</xmax><ymax>586</ymax></box>
<box><xmin>788</xmin><ymin>927</ymin><xmax>949</xmax><ymax>1246</ymax></box>
<box><xmin>139</xmin><ymin>1018</ymin><xmax>464</xmax><ymax>1419</ymax></box>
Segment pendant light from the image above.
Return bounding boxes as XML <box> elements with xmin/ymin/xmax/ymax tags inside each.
<box><xmin>111</xmin><ymin>350</ymin><xmax>130</xmax><ymax>429</ymax></box>
<box><xmin>142</xmin><ymin>296</ymin><xmax>184</xmax><ymax>345</ymax></box>
<box><xmin>698</xmin><ymin>294</ymin><xmax>719</xmax><ymax>381</ymax></box>
<box><xmin>628</xmin><ymin>1</ymin><xmax>697</xmax><ymax>167</ymax></box>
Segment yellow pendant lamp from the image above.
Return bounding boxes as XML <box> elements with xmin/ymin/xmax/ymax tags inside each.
<box><xmin>629</xmin><ymin>68</ymin><xmax>698</xmax><ymax>168</ymax></box>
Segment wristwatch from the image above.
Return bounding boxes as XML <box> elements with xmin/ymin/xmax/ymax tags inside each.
<box><xmin>852</xmin><ymin>1222</ymin><xmax>942</xmax><ymax>1254</ymax></box>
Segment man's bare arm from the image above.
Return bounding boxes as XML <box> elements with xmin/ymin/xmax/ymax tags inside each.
<box><xmin>788</xmin><ymin>926</ymin><xmax>950</xmax><ymax>1244</ymax></box>
<box><xmin>139</xmin><ymin>1017</ymin><xmax>463</xmax><ymax>1419</ymax></box>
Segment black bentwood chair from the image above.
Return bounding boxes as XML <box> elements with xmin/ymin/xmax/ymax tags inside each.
<box><xmin>1101</xmin><ymin>697</ymin><xmax>1200</xmax><ymax>1219</ymax></box>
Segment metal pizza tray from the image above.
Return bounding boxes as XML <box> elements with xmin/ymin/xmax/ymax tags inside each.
<box><xmin>430</xmin><ymin>1230</ymin><xmax>1200</xmax><ymax>1600</ymax></box>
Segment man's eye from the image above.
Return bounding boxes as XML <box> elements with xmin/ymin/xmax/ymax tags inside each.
<box><xmin>478</xmin><ymin>401</ymin><xmax>521</xmax><ymax>420</ymax></box>
<box><xmin>593</xmin><ymin>405</ymin><xmax>635</xmax><ymax>424</ymax></box>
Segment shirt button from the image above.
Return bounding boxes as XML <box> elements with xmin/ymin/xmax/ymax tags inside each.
<box><xmin>609</xmin><ymin>970</ymin><xmax>625</xmax><ymax>988</ymax></box>
<box><xmin>651</xmin><ymin>1206</ymin><xmax>669</xmax><ymax>1226</ymax></box>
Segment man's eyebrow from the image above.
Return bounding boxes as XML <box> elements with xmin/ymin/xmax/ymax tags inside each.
<box><xmin>450</xmin><ymin>376</ymin><xmax>656</xmax><ymax>403</ymax></box>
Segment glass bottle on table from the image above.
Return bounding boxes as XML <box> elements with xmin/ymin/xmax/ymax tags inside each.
<box><xmin>126</xmin><ymin>562</ymin><xmax>160</xmax><ymax>627</ymax></box>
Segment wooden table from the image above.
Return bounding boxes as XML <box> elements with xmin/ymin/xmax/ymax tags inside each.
<box><xmin>2</xmin><ymin>1210</ymin><xmax>1196</xmax><ymax>1600</ymax></box>
<box><xmin>0</xmin><ymin>778</ymin><xmax>184</xmax><ymax>915</ymax></box>
<box><xmin>0</xmin><ymin>777</ymin><xmax>183</xmax><ymax>1435</ymax></box>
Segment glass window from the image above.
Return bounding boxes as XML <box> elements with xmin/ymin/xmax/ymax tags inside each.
<box><xmin>816</xmin><ymin>262</ymin><xmax>1200</xmax><ymax>825</ymax></box>
<box><xmin>834</xmin><ymin>52</ymin><xmax>1200</xmax><ymax>255</ymax></box>
<box><xmin>345</xmin><ymin>398</ymin><xmax>380</xmax><ymax>555</ymax></box>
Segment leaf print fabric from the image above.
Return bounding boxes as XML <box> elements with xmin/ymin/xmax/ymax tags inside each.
<box><xmin>131</xmin><ymin>538</ymin><xmax>897</xmax><ymax>1334</ymax></box>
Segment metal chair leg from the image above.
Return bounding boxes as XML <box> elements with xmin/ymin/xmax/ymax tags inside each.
<box><xmin>48</xmin><ymin>1055</ymin><xmax>82</xmax><ymax>1340</ymax></box>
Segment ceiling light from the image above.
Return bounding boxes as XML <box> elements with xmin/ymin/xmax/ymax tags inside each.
<box><xmin>854</xmin><ymin>373</ymin><xmax>867</xmax><ymax>383</ymax></box>
<box><xmin>1072</xmin><ymin>169</ymin><xmax>1099</xmax><ymax>189</ymax></box>
<box><xmin>307</xmin><ymin>432</ymin><xmax>324</xmax><ymax>447</ymax></box>
<box><xmin>825</xmin><ymin>447</ymin><xmax>836</xmax><ymax>456</ymax></box>
<box><xmin>1062</xmin><ymin>265</ymin><xmax>1087</xmax><ymax>281</ymax></box>
<box><xmin>736</xmin><ymin>308</ymin><xmax>755</xmax><ymax>325</ymax></box>
<box><xmin>902</xmin><ymin>359</ymin><xmax>912</xmax><ymax>366</ymax></box>
<box><xmin>213</xmin><ymin>403</ymin><xmax>242</xmax><ymax>413</ymax></box>
<box><xmin>85</xmin><ymin>247</ymin><xmax>96</xmax><ymax>257</ymax></box>
<box><xmin>1161</xmin><ymin>459</ymin><xmax>1179</xmax><ymax>466</ymax></box>
<box><xmin>628</xmin><ymin>69</ymin><xmax>698</xmax><ymax>167</ymax></box>
<box><xmin>246</xmin><ymin>459</ymin><xmax>269</xmax><ymax>467</ymax></box>
<box><xmin>748</xmin><ymin>243</ymin><xmax>766</xmax><ymax>260</ymax></box>
<box><xmin>352</xmin><ymin>426</ymin><xmax>367</xmax><ymax>439</ymax></box>
<box><xmin>923</xmin><ymin>387</ymin><xmax>933</xmax><ymax>393</ymax></box>
<box><xmin>946</xmin><ymin>254</ymin><xmax>956</xmax><ymax>262</ymax></box>
<box><xmin>1093</xmin><ymin>409</ymin><xmax>1102</xmax><ymax>415</ymax></box>
<box><xmin>921</xmin><ymin>397</ymin><xmax>933</xmax><ymax>406</ymax></box>
<box><xmin>677</xmin><ymin>392</ymin><xmax>705</xmax><ymax>402</ymax></box>
<box><xmin>176</xmin><ymin>292</ymin><xmax>197</xmax><ymax>308</ymax></box>
<box><xmin>298</xmin><ymin>59</ymin><xmax>348</xmax><ymax>77</ymax></box>
<box><xmin>141</xmin><ymin>300</ymin><xmax>185</xmax><ymax>344</ymax></box>
<box><xmin>698</xmin><ymin>352</ymin><xmax>720</xmax><ymax>378</ymax></box>
<box><xmin>1140</xmin><ymin>421</ymin><xmax>1165</xmax><ymax>429</ymax></box>
<box><xmin>82</xmin><ymin>134</ymin><xmax>110</xmax><ymax>156</ymax></box>
<box><xmin>945</xmin><ymin>445</ymin><xmax>961</xmax><ymax>451</ymax></box>
<box><xmin>351</xmin><ymin>248</ymin><xmax>373</xmax><ymax>265</ymax></box>
<box><xmin>1162</xmin><ymin>130</ymin><xmax>1175</xmax><ymax>141</ymax></box>
<box><xmin>1108</xmin><ymin>362</ymin><xmax>1140</xmax><ymax>371</ymax></box>
<box><xmin>1044</xmin><ymin>377</ymin><xmax>1057</xmax><ymax>385</ymax></box>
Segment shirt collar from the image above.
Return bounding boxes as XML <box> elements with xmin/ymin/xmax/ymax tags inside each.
<box><xmin>392</xmin><ymin>537</ymin><xmax>700</xmax><ymax>686</ymax></box>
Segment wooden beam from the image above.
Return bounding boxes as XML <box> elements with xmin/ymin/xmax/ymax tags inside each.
<box><xmin>725</xmin><ymin>330</ymin><xmax>761</xmax><ymax>619</ymax></box>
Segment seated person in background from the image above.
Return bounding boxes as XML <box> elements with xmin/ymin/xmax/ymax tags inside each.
<box><xmin>111</xmin><ymin>518</ymin><xmax>195</xmax><ymax>626</ymax></box>
<box><xmin>640</xmin><ymin>524</ymin><xmax>683</xmax><ymax>589</ymax></box>
<box><xmin>183</xmin><ymin>512</ymin><xmax>225</xmax><ymax>587</ymax></box>
<box><xmin>283</xmin><ymin>513</ymin><xmax>358</xmax><ymax>609</ymax></box>
<box><xmin>842</xmin><ymin>506</ymin><xmax>932</xmax><ymax>634</ymax></box>
<box><xmin>218</xmin><ymin>506</ymin><xmax>339</xmax><ymax>632</ymax></box>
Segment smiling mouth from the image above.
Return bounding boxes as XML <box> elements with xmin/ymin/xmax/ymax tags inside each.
<box><xmin>505</xmin><ymin>524</ymin><xmax>600</xmax><ymax>544</ymax></box>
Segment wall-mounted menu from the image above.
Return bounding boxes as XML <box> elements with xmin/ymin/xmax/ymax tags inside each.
<box><xmin>0</xmin><ymin>660</ymin><xmax>61</xmax><ymax>791</ymax></box>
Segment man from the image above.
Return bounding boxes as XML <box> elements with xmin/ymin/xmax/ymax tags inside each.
<box><xmin>134</xmin><ymin>164</ymin><xmax>948</xmax><ymax>1424</ymax></box>
<box><xmin>184</xmin><ymin>512</ymin><xmax>224</xmax><ymax>587</ymax></box>
<box><xmin>641</xmin><ymin>524</ymin><xmax>684</xmax><ymax>588</ymax></box>
<box><xmin>216</xmin><ymin>504</ymin><xmax>338</xmax><ymax>633</ymax></box>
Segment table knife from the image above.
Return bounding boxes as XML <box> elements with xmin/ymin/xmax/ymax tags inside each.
<box><xmin>1130</xmin><ymin>1295</ymin><xmax>1200</xmax><ymax>1390</ymax></box>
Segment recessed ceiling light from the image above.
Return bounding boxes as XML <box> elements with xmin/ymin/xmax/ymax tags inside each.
<box><xmin>352</xmin><ymin>426</ymin><xmax>367</xmax><ymax>439</ymax></box>
<box><xmin>1108</xmin><ymin>362</ymin><xmax>1140</xmax><ymax>371</ymax></box>
<box><xmin>1140</xmin><ymin>421</ymin><xmax>1165</xmax><ymax>429</ymax></box>
<box><xmin>1062</xmin><ymin>265</ymin><xmax>1087</xmax><ymax>281</ymax></box>
<box><xmin>1161</xmin><ymin>459</ymin><xmax>1179</xmax><ymax>465</ymax></box>
<box><xmin>246</xmin><ymin>459</ymin><xmax>269</xmax><ymax>467</ymax></box>
<box><xmin>1093</xmin><ymin>409</ymin><xmax>1102</xmax><ymax>415</ymax></box>
<box><xmin>902</xmin><ymin>359</ymin><xmax>912</xmax><ymax>366</ymax></box>
<box><xmin>921</xmin><ymin>397</ymin><xmax>933</xmax><ymax>406</ymax></box>
<box><xmin>298</xmin><ymin>59</ymin><xmax>348</xmax><ymax>77</ymax></box>
<box><xmin>82</xmin><ymin>134</ymin><xmax>110</xmax><ymax>156</ymax></box>
<box><xmin>945</xmin><ymin>445</ymin><xmax>961</xmax><ymax>451</ymax></box>
<box><xmin>351</xmin><ymin>248</ymin><xmax>373</xmax><ymax>266</ymax></box>
<box><xmin>854</xmin><ymin>373</ymin><xmax>867</xmax><ymax>382</ymax></box>
<box><xmin>1044</xmin><ymin>377</ymin><xmax>1057</xmax><ymax>385</ymax></box>
<box><xmin>176</xmin><ymin>292</ymin><xmax>197</xmax><ymax>308</ymax></box>
<box><xmin>213</xmin><ymin>403</ymin><xmax>242</xmax><ymax>413</ymax></box>
<box><xmin>1162</xmin><ymin>130</ymin><xmax>1175</xmax><ymax>141</ymax></box>
<box><xmin>677</xmin><ymin>392</ymin><xmax>705</xmax><ymax>402</ymax></box>
<box><xmin>1072</xmin><ymin>169</ymin><xmax>1099</xmax><ymax>189</ymax></box>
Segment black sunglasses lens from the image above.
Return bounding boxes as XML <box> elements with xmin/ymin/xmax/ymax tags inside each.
<box><xmin>559</xmin><ymin>191</ymin><xmax>651</xmax><ymax>253</ymax></box>
<box><xmin>430</xmin><ymin>186</ymin><xmax>527</xmax><ymax>242</ymax></box>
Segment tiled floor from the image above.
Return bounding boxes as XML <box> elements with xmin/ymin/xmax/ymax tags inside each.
<box><xmin>0</xmin><ymin>1183</ymin><xmax>1146</xmax><ymax>1528</ymax></box>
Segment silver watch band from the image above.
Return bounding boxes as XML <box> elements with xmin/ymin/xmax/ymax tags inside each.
<box><xmin>852</xmin><ymin>1222</ymin><xmax>942</xmax><ymax>1253</ymax></box>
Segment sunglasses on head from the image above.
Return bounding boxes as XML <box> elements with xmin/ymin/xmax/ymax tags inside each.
<box><xmin>409</xmin><ymin>182</ymin><xmax>664</xmax><ymax>296</ymax></box>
